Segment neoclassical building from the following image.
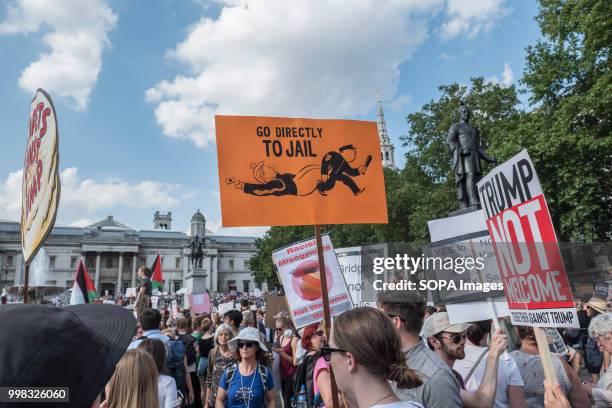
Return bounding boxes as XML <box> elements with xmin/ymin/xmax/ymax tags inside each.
<box><xmin>0</xmin><ymin>210</ymin><xmax>258</xmax><ymax>296</ymax></box>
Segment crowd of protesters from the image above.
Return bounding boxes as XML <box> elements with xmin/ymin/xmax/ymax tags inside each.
<box><xmin>2</xmin><ymin>288</ymin><xmax>612</xmax><ymax>408</ymax></box>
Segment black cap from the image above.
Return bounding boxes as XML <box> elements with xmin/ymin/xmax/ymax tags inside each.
<box><xmin>0</xmin><ymin>304</ymin><xmax>136</xmax><ymax>408</ymax></box>
<box><xmin>339</xmin><ymin>144</ymin><xmax>356</xmax><ymax>152</ymax></box>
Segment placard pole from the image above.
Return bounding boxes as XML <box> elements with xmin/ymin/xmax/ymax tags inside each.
<box><xmin>533</xmin><ymin>326</ymin><xmax>559</xmax><ymax>387</ymax></box>
<box><xmin>314</xmin><ymin>225</ymin><xmax>339</xmax><ymax>408</ymax></box>
<box><xmin>487</xmin><ymin>297</ymin><xmax>510</xmax><ymax>361</ymax></box>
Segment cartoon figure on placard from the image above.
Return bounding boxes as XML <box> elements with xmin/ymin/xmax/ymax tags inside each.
<box><xmin>291</xmin><ymin>259</ymin><xmax>334</xmax><ymax>301</ymax></box>
<box><xmin>225</xmin><ymin>144</ymin><xmax>372</xmax><ymax>197</ymax></box>
<box><xmin>316</xmin><ymin>145</ymin><xmax>372</xmax><ymax>196</ymax></box>
<box><xmin>226</xmin><ymin>161</ymin><xmax>320</xmax><ymax>196</ymax></box>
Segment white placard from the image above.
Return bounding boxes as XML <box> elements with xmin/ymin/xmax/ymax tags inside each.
<box><xmin>272</xmin><ymin>234</ymin><xmax>352</xmax><ymax>329</ymax></box>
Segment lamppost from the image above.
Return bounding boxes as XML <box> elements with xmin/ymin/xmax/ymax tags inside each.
<box><xmin>3</xmin><ymin>262</ymin><xmax>10</xmax><ymax>285</ymax></box>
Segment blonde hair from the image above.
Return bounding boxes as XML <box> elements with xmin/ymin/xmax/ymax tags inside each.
<box><xmin>105</xmin><ymin>349</ymin><xmax>159</xmax><ymax>408</ymax></box>
<box><xmin>333</xmin><ymin>307</ymin><xmax>422</xmax><ymax>389</ymax></box>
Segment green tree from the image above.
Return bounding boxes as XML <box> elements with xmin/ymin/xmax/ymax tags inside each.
<box><xmin>517</xmin><ymin>0</ymin><xmax>612</xmax><ymax>241</ymax></box>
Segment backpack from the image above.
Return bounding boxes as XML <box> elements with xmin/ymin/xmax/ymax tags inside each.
<box><xmin>166</xmin><ymin>339</ymin><xmax>187</xmax><ymax>395</ymax></box>
<box><xmin>291</xmin><ymin>352</ymin><xmax>321</xmax><ymax>408</ymax></box>
<box><xmin>225</xmin><ymin>363</ymin><xmax>270</xmax><ymax>404</ymax></box>
<box><xmin>178</xmin><ymin>333</ymin><xmax>198</xmax><ymax>366</ymax></box>
<box><xmin>140</xmin><ymin>335</ymin><xmax>187</xmax><ymax>395</ymax></box>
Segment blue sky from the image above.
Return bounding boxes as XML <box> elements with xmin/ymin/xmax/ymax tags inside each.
<box><xmin>0</xmin><ymin>0</ymin><xmax>541</xmax><ymax>236</ymax></box>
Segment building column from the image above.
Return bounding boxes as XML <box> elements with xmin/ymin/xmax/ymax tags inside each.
<box><xmin>131</xmin><ymin>253</ymin><xmax>137</xmax><ymax>287</ymax></box>
<box><xmin>94</xmin><ymin>253</ymin><xmax>101</xmax><ymax>294</ymax></box>
<box><xmin>116</xmin><ymin>253</ymin><xmax>124</xmax><ymax>295</ymax></box>
<box><xmin>13</xmin><ymin>254</ymin><xmax>22</xmax><ymax>285</ymax></box>
<box><xmin>206</xmin><ymin>256</ymin><xmax>212</xmax><ymax>291</ymax></box>
<box><xmin>182</xmin><ymin>254</ymin><xmax>189</xmax><ymax>290</ymax></box>
<box><xmin>212</xmin><ymin>256</ymin><xmax>218</xmax><ymax>292</ymax></box>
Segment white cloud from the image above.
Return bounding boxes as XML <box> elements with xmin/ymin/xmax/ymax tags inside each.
<box><xmin>388</xmin><ymin>94</ymin><xmax>412</xmax><ymax>113</ymax></box>
<box><xmin>0</xmin><ymin>0</ymin><xmax>117</xmax><ymax>110</ymax></box>
<box><xmin>439</xmin><ymin>0</ymin><xmax>510</xmax><ymax>40</ymax></box>
<box><xmin>146</xmin><ymin>0</ymin><xmax>441</xmax><ymax>148</ymax></box>
<box><xmin>486</xmin><ymin>62</ymin><xmax>514</xmax><ymax>87</ymax></box>
<box><xmin>0</xmin><ymin>168</ymin><xmax>187</xmax><ymax>224</ymax></box>
<box><xmin>0</xmin><ymin>169</ymin><xmax>23</xmax><ymax>222</ymax></box>
<box><xmin>437</xmin><ymin>53</ymin><xmax>456</xmax><ymax>61</ymax></box>
<box><xmin>69</xmin><ymin>218</ymin><xmax>94</xmax><ymax>228</ymax></box>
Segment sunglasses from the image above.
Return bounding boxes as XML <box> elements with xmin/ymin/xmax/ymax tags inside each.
<box><xmin>238</xmin><ymin>341</ymin><xmax>256</xmax><ymax>349</ymax></box>
<box><xmin>321</xmin><ymin>346</ymin><xmax>347</xmax><ymax>362</ymax></box>
<box><xmin>435</xmin><ymin>332</ymin><xmax>467</xmax><ymax>344</ymax></box>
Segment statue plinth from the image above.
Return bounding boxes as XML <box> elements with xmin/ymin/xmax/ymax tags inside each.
<box><xmin>185</xmin><ymin>265</ymin><xmax>208</xmax><ymax>295</ymax></box>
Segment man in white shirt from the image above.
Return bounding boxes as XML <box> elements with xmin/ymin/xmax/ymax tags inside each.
<box><xmin>454</xmin><ymin>320</ymin><xmax>527</xmax><ymax>408</ymax></box>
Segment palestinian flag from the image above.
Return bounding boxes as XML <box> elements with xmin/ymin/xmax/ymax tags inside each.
<box><xmin>70</xmin><ymin>259</ymin><xmax>97</xmax><ymax>304</ymax></box>
<box><xmin>151</xmin><ymin>254</ymin><xmax>164</xmax><ymax>291</ymax></box>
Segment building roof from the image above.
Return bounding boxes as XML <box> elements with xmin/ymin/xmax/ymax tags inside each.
<box><xmin>138</xmin><ymin>230</ymin><xmax>188</xmax><ymax>239</ymax></box>
<box><xmin>207</xmin><ymin>235</ymin><xmax>256</xmax><ymax>244</ymax></box>
<box><xmin>86</xmin><ymin>216</ymin><xmax>132</xmax><ymax>230</ymax></box>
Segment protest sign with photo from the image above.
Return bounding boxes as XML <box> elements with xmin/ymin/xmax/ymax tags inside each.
<box><xmin>215</xmin><ymin>115</ymin><xmax>387</xmax><ymax>227</ymax></box>
<box><xmin>151</xmin><ymin>296</ymin><xmax>159</xmax><ymax>309</ymax></box>
<box><xmin>189</xmin><ymin>293</ymin><xmax>212</xmax><ymax>314</ymax></box>
<box><xmin>477</xmin><ymin>149</ymin><xmax>579</xmax><ymax>328</ymax></box>
<box><xmin>21</xmin><ymin>89</ymin><xmax>60</xmax><ymax>264</ymax></box>
<box><xmin>272</xmin><ymin>234</ymin><xmax>352</xmax><ymax>328</ymax></box>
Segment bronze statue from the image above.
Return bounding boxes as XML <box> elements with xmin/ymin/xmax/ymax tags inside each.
<box><xmin>190</xmin><ymin>235</ymin><xmax>204</xmax><ymax>269</ymax></box>
<box><xmin>446</xmin><ymin>102</ymin><xmax>497</xmax><ymax>209</ymax></box>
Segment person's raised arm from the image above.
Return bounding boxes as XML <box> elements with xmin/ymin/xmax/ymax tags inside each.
<box><xmin>461</xmin><ymin>329</ymin><xmax>507</xmax><ymax>408</ymax></box>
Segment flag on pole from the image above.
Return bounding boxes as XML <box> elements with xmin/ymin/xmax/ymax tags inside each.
<box><xmin>151</xmin><ymin>254</ymin><xmax>164</xmax><ymax>291</ymax></box>
<box><xmin>70</xmin><ymin>259</ymin><xmax>97</xmax><ymax>305</ymax></box>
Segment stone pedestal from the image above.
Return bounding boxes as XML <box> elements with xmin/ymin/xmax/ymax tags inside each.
<box><xmin>185</xmin><ymin>267</ymin><xmax>208</xmax><ymax>295</ymax></box>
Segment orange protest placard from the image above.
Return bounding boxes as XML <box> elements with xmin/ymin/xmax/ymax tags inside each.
<box><xmin>215</xmin><ymin>115</ymin><xmax>388</xmax><ymax>227</ymax></box>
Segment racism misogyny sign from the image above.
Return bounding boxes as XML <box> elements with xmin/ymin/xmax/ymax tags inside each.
<box><xmin>272</xmin><ymin>235</ymin><xmax>352</xmax><ymax>329</ymax></box>
<box><xmin>477</xmin><ymin>150</ymin><xmax>578</xmax><ymax>328</ymax></box>
<box><xmin>215</xmin><ymin>115</ymin><xmax>387</xmax><ymax>227</ymax></box>
<box><xmin>21</xmin><ymin>89</ymin><xmax>60</xmax><ymax>264</ymax></box>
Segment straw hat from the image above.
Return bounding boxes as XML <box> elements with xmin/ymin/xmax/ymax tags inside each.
<box><xmin>587</xmin><ymin>297</ymin><xmax>607</xmax><ymax>314</ymax></box>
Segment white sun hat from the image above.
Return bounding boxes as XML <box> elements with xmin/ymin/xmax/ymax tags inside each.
<box><xmin>228</xmin><ymin>327</ymin><xmax>268</xmax><ymax>352</ymax></box>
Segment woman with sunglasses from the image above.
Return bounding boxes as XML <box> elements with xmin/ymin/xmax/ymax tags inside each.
<box><xmin>206</xmin><ymin>324</ymin><xmax>236</xmax><ymax>408</ymax></box>
<box><xmin>299</xmin><ymin>323</ymin><xmax>337</xmax><ymax>408</ymax></box>
<box><xmin>216</xmin><ymin>327</ymin><xmax>276</xmax><ymax>408</ymax></box>
<box><xmin>323</xmin><ymin>307</ymin><xmax>423</xmax><ymax>408</ymax></box>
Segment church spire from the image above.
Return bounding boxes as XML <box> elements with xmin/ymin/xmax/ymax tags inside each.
<box><xmin>377</xmin><ymin>95</ymin><xmax>391</xmax><ymax>145</ymax></box>
<box><xmin>376</xmin><ymin>95</ymin><xmax>398</xmax><ymax>170</ymax></box>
